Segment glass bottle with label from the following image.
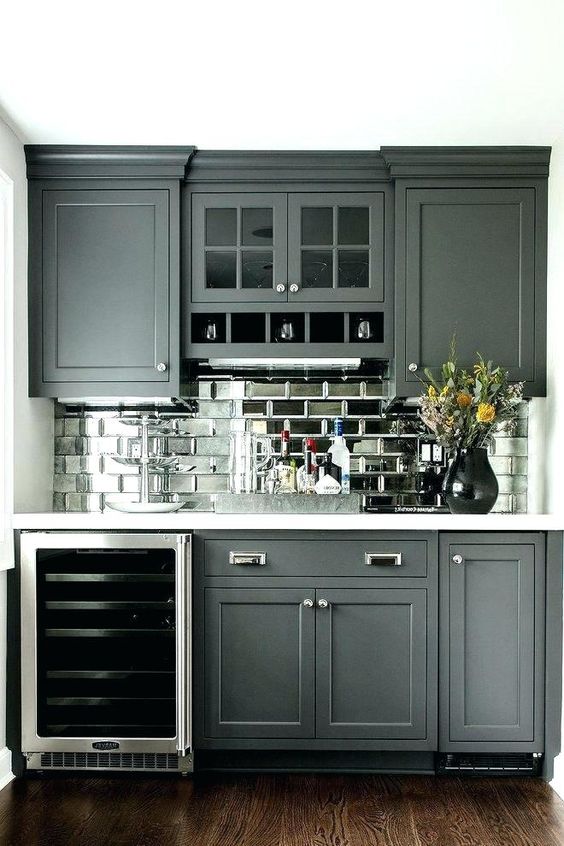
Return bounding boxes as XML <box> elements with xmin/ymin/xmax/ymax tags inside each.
<box><xmin>328</xmin><ymin>418</ymin><xmax>351</xmax><ymax>494</ymax></box>
<box><xmin>276</xmin><ymin>429</ymin><xmax>297</xmax><ymax>494</ymax></box>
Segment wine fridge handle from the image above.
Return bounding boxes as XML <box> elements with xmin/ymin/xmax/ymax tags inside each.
<box><xmin>176</xmin><ymin>535</ymin><xmax>191</xmax><ymax>756</ymax></box>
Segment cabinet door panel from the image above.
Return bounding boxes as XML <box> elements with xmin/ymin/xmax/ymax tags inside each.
<box><xmin>42</xmin><ymin>189</ymin><xmax>172</xmax><ymax>385</ymax></box>
<box><xmin>288</xmin><ymin>193</ymin><xmax>385</xmax><ymax>302</ymax></box>
<box><xmin>315</xmin><ymin>589</ymin><xmax>428</xmax><ymax>740</ymax></box>
<box><xmin>192</xmin><ymin>193</ymin><xmax>287</xmax><ymax>303</ymax></box>
<box><xmin>398</xmin><ymin>186</ymin><xmax>539</xmax><ymax>392</ymax></box>
<box><xmin>443</xmin><ymin>540</ymin><xmax>541</xmax><ymax>744</ymax></box>
<box><xmin>204</xmin><ymin>588</ymin><xmax>315</xmax><ymax>738</ymax></box>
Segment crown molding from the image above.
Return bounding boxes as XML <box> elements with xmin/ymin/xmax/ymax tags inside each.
<box><xmin>25</xmin><ymin>145</ymin><xmax>196</xmax><ymax>179</ymax></box>
<box><xmin>186</xmin><ymin>150</ymin><xmax>390</xmax><ymax>183</ymax></box>
<box><xmin>380</xmin><ymin>146</ymin><xmax>551</xmax><ymax>178</ymax></box>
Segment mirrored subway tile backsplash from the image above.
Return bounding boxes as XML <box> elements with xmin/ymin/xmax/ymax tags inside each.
<box><xmin>53</xmin><ymin>376</ymin><xmax>529</xmax><ymax>513</ymax></box>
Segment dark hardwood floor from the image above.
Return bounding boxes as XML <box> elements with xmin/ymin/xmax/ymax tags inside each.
<box><xmin>0</xmin><ymin>774</ymin><xmax>563</xmax><ymax>846</ymax></box>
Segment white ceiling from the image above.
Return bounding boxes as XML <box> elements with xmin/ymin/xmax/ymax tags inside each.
<box><xmin>1</xmin><ymin>0</ymin><xmax>564</xmax><ymax>147</ymax></box>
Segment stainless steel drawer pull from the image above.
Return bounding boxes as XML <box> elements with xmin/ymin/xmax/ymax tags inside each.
<box><xmin>365</xmin><ymin>553</ymin><xmax>402</xmax><ymax>567</ymax></box>
<box><xmin>229</xmin><ymin>552</ymin><xmax>266</xmax><ymax>566</ymax></box>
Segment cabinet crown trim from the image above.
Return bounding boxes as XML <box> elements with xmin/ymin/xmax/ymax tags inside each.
<box><xmin>187</xmin><ymin>150</ymin><xmax>390</xmax><ymax>183</ymax></box>
<box><xmin>380</xmin><ymin>146</ymin><xmax>551</xmax><ymax>178</ymax></box>
<box><xmin>25</xmin><ymin>145</ymin><xmax>196</xmax><ymax>179</ymax></box>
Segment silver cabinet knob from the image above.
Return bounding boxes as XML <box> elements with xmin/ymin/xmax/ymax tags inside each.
<box><xmin>317</xmin><ymin>598</ymin><xmax>329</xmax><ymax>608</ymax></box>
<box><xmin>408</xmin><ymin>363</ymin><xmax>418</xmax><ymax>372</ymax></box>
<box><xmin>289</xmin><ymin>283</ymin><xmax>299</xmax><ymax>294</ymax></box>
<box><xmin>452</xmin><ymin>554</ymin><xmax>464</xmax><ymax>565</ymax></box>
<box><xmin>303</xmin><ymin>598</ymin><xmax>314</xmax><ymax>608</ymax></box>
<box><xmin>156</xmin><ymin>362</ymin><xmax>167</xmax><ymax>372</ymax></box>
<box><xmin>276</xmin><ymin>283</ymin><xmax>286</xmax><ymax>293</ymax></box>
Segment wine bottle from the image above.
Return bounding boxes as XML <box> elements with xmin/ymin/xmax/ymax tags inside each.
<box><xmin>276</xmin><ymin>429</ymin><xmax>297</xmax><ymax>494</ymax></box>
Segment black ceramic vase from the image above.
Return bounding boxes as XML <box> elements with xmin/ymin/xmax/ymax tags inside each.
<box><xmin>442</xmin><ymin>447</ymin><xmax>499</xmax><ymax>514</ymax></box>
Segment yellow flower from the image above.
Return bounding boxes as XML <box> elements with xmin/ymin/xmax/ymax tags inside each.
<box><xmin>476</xmin><ymin>403</ymin><xmax>496</xmax><ymax>424</ymax></box>
<box><xmin>446</xmin><ymin>415</ymin><xmax>455</xmax><ymax>426</ymax></box>
<box><xmin>440</xmin><ymin>386</ymin><xmax>449</xmax><ymax>398</ymax></box>
<box><xmin>456</xmin><ymin>392</ymin><xmax>472</xmax><ymax>409</ymax></box>
<box><xmin>428</xmin><ymin>385</ymin><xmax>437</xmax><ymax>399</ymax></box>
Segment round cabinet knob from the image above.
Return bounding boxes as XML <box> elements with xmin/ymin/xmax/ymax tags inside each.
<box><xmin>452</xmin><ymin>554</ymin><xmax>464</xmax><ymax>565</ymax></box>
<box><xmin>303</xmin><ymin>598</ymin><xmax>314</xmax><ymax>608</ymax></box>
<box><xmin>276</xmin><ymin>283</ymin><xmax>286</xmax><ymax>293</ymax></box>
<box><xmin>156</xmin><ymin>362</ymin><xmax>167</xmax><ymax>372</ymax></box>
<box><xmin>408</xmin><ymin>363</ymin><xmax>418</xmax><ymax>373</ymax></box>
<box><xmin>289</xmin><ymin>283</ymin><xmax>299</xmax><ymax>294</ymax></box>
<box><xmin>317</xmin><ymin>598</ymin><xmax>329</xmax><ymax>608</ymax></box>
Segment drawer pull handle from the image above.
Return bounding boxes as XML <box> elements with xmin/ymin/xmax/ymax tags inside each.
<box><xmin>303</xmin><ymin>598</ymin><xmax>314</xmax><ymax>608</ymax></box>
<box><xmin>365</xmin><ymin>553</ymin><xmax>402</xmax><ymax>567</ymax></box>
<box><xmin>229</xmin><ymin>552</ymin><xmax>266</xmax><ymax>567</ymax></box>
<box><xmin>317</xmin><ymin>598</ymin><xmax>329</xmax><ymax>608</ymax></box>
<box><xmin>452</xmin><ymin>554</ymin><xmax>464</xmax><ymax>565</ymax></box>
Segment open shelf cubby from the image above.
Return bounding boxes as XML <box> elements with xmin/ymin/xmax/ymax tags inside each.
<box><xmin>310</xmin><ymin>313</ymin><xmax>346</xmax><ymax>343</ymax></box>
<box><xmin>348</xmin><ymin>312</ymin><xmax>384</xmax><ymax>344</ymax></box>
<box><xmin>269</xmin><ymin>313</ymin><xmax>305</xmax><ymax>344</ymax></box>
<box><xmin>191</xmin><ymin>313</ymin><xmax>227</xmax><ymax>344</ymax></box>
<box><xmin>231</xmin><ymin>313</ymin><xmax>267</xmax><ymax>343</ymax></box>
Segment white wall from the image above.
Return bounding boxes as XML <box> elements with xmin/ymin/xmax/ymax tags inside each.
<box><xmin>0</xmin><ymin>111</ymin><xmax>52</xmax><ymax>790</ymax></box>
<box><xmin>0</xmin><ymin>111</ymin><xmax>53</xmax><ymax>513</ymax></box>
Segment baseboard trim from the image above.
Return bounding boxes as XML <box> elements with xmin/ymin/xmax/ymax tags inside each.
<box><xmin>0</xmin><ymin>747</ymin><xmax>13</xmax><ymax>791</ymax></box>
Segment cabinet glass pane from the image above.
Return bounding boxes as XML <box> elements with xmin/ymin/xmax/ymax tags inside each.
<box><xmin>206</xmin><ymin>251</ymin><xmax>237</xmax><ymax>289</ymax></box>
<box><xmin>302</xmin><ymin>250</ymin><xmax>333</xmax><ymax>288</ymax></box>
<box><xmin>242</xmin><ymin>208</ymin><xmax>273</xmax><ymax>246</ymax></box>
<box><xmin>338</xmin><ymin>250</ymin><xmax>369</xmax><ymax>288</ymax></box>
<box><xmin>241</xmin><ymin>251</ymin><xmax>274</xmax><ymax>289</ymax></box>
<box><xmin>338</xmin><ymin>207</ymin><xmax>369</xmax><ymax>244</ymax></box>
<box><xmin>205</xmin><ymin>208</ymin><xmax>237</xmax><ymax>246</ymax></box>
<box><xmin>301</xmin><ymin>208</ymin><xmax>333</xmax><ymax>246</ymax></box>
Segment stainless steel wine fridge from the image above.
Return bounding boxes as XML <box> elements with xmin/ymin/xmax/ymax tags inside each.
<box><xmin>20</xmin><ymin>532</ymin><xmax>192</xmax><ymax>773</ymax></box>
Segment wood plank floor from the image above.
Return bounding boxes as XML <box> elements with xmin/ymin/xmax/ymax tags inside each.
<box><xmin>0</xmin><ymin>774</ymin><xmax>564</xmax><ymax>846</ymax></box>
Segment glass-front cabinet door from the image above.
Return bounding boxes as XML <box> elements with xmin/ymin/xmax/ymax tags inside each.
<box><xmin>287</xmin><ymin>193</ymin><xmax>385</xmax><ymax>302</ymax></box>
<box><xmin>192</xmin><ymin>193</ymin><xmax>288</xmax><ymax>302</ymax></box>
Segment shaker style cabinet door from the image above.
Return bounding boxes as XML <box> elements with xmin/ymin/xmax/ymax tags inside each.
<box><xmin>287</xmin><ymin>193</ymin><xmax>386</xmax><ymax>302</ymax></box>
<box><xmin>203</xmin><ymin>588</ymin><xmax>315</xmax><ymax>739</ymax></box>
<box><xmin>395</xmin><ymin>184</ymin><xmax>547</xmax><ymax>395</ymax></box>
<box><xmin>440</xmin><ymin>535</ymin><xmax>545</xmax><ymax>750</ymax></box>
<box><xmin>34</xmin><ymin>187</ymin><xmax>178</xmax><ymax>394</ymax></box>
<box><xmin>315</xmin><ymin>589</ymin><xmax>432</xmax><ymax>743</ymax></box>
<box><xmin>191</xmin><ymin>193</ymin><xmax>288</xmax><ymax>303</ymax></box>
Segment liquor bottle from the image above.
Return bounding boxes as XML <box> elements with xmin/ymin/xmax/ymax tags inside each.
<box><xmin>303</xmin><ymin>437</ymin><xmax>318</xmax><ymax>494</ymax></box>
<box><xmin>328</xmin><ymin>418</ymin><xmax>351</xmax><ymax>494</ymax></box>
<box><xmin>275</xmin><ymin>429</ymin><xmax>297</xmax><ymax>494</ymax></box>
<box><xmin>315</xmin><ymin>455</ymin><xmax>341</xmax><ymax>494</ymax></box>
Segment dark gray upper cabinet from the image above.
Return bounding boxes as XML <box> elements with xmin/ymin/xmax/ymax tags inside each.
<box><xmin>38</xmin><ymin>187</ymin><xmax>175</xmax><ymax>391</ymax></box>
<box><xmin>191</xmin><ymin>193</ymin><xmax>288</xmax><ymax>303</ymax></box>
<box><xmin>439</xmin><ymin>533</ymin><xmax>545</xmax><ymax>752</ymax></box>
<box><xmin>315</xmin><ymin>588</ymin><xmax>429</xmax><ymax>742</ymax></box>
<box><xmin>287</xmin><ymin>193</ymin><xmax>385</xmax><ymax>303</ymax></box>
<box><xmin>26</xmin><ymin>146</ymin><xmax>194</xmax><ymax>397</ymax></box>
<box><xmin>203</xmin><ymin>587</ymin><xmax>315</xmax><ymax>739</ymax></box>
<box><xmin>190</xmin><ymin>190</ymin><xmax>387</xmax><ymax>305</ymax></box>
<box><xmin>386</xmin><ymin>146</ymin><xmax>550</xmax><ymax>397</ymax></box>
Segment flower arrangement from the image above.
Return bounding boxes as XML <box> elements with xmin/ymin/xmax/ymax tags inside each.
<box><xmin>418</xmin><ymin>341</ymin><xmax>524</xmax><ymax>451</ymax></box>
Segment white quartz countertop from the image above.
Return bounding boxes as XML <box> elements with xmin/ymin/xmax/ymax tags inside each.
<box><xmin>12</xmin><ymin>512</ymin><xmax>564</xmax><ymax>532</ymax></box>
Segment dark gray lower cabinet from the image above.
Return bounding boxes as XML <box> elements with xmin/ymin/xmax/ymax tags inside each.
<box><xmin>440</xmin><ymin>533</ymin><xmax>545</xmax><ymax>752</ymax></box>
<box><xmin>315</xmin><ymin>589</ymin><xmax>428</xmax><ymax>740</ymax></box>
<box><xmin>201</xmin><ymin>582</ymin><xmax>435</xmax><ymax>747</ymax></box>
<box><xmin>203</xmin><ymin>588</ymin><xmax>315</xmax><ymax>739</ymax></box>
